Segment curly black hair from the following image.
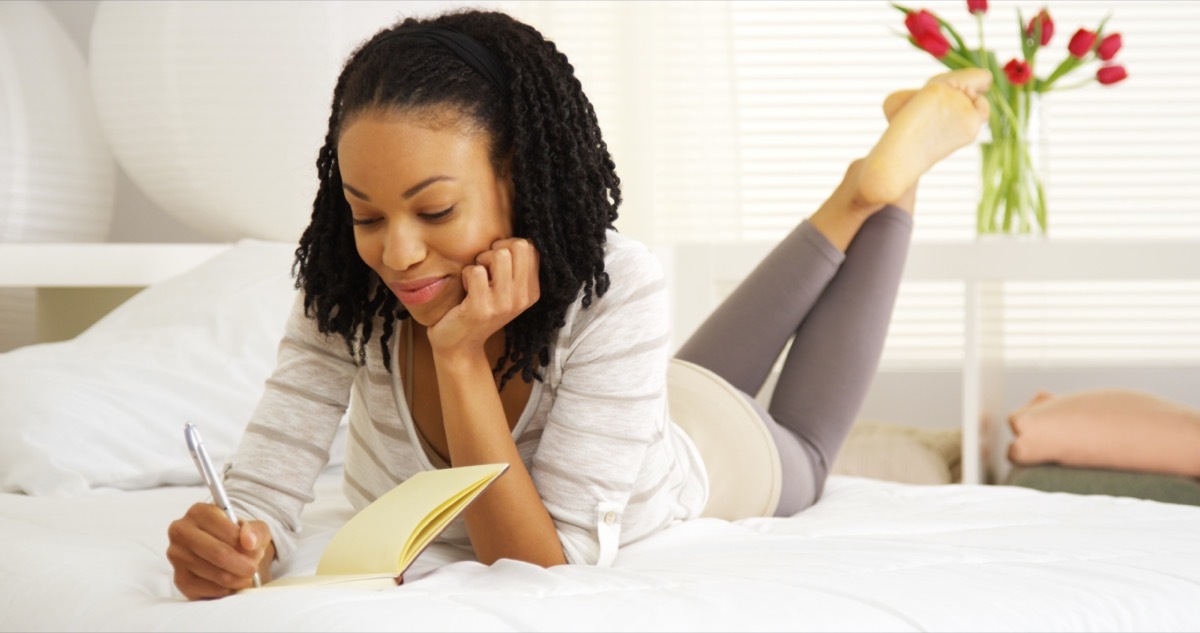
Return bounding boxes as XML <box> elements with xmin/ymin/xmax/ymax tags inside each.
<box><xmin>294</xmin><ymin>10</ymin><xmax>621</xmax><ymax>390</ymax></box>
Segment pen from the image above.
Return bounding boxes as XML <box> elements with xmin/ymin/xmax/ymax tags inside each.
<box><xmin>184</xmin><ymin>422</ymin><xmax>262</xmax><ymax>588</ymax></box>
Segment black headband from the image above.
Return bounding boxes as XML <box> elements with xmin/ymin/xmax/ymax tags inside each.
<box><xmin>364</xmin><ymin>25</ymin><xmax>511</xmax><ymax>98</ymax></box>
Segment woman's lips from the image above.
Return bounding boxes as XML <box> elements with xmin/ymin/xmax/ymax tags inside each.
<box><xmin>389</xmin><ymin>277</ymin><xmax>448</xmax><ymax>306</ymax></box>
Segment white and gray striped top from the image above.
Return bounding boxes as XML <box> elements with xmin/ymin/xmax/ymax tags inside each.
<box><xmin>225</xmin><ymin>230</ymin><xmax>709</xmax><ymax>566</ymax></box>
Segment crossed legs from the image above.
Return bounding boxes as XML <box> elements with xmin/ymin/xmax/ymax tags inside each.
<box><xmin>675</xmin><ymin>69</ymin><xmax>991</xmax><ymax>515</ymax></box>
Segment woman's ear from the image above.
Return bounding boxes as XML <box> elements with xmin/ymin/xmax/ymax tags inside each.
<box><xmin>497</xmin><ymin>154</ymin><xmax>516</xmax><ymax>209</ymax></box>
<box><xmin>499</xmin><ymin>147</ymin><xmax>515</xmax><ymax>175</ymax></box>
<box><xmin>497</xmin><ymin>152</ymin><xmax>515</xmax><ymax>181</ymax></box>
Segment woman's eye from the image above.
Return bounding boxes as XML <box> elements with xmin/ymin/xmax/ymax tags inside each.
<box><xmin>350</xmin><ymin>216</ymin><xmax>381</xmax><ymax>227</ymax></box>
<box><xmin>421</xmin><ymin>206</ymin><xmax>455</xmax><ymax>222</ymax></box>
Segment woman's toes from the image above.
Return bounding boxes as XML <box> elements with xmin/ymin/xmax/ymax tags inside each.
<box><xmin>929</xmin><ymin>68</ymin><xmax>993</xmax><ymax>94</ymax></box>
<box><xmin>972</xmin><ymin>92</ymin><xmax>990</xmax><ymax>120</ymax></box>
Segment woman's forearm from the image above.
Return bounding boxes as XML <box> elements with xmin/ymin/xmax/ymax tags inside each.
<box><xmin>433</xmin><ymin>349</ymin><xmax>567</xmax><ymax>567</ymax></box>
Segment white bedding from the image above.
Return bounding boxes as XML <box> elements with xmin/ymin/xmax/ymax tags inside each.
<box><xmin>3</xmin><ymin>469</ymin><xmax>1199</xmax><ymax>632</ymax></box>
<box><xmin>1</xmin><ymin>243</ymin><xmax>1197</xmax><ymax>631</ymax></box>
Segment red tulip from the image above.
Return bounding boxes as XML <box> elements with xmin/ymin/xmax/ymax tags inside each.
<box><xmin>915</xmin><ymin>31</ymin><xmax>951</xmax><ymax>58</ymax></box>
<box><xmin>1068</xmin><ymin>28</ymin><xmax>1097</xmax><ymax>58</ymax></box>
<box><xmin>904</xmin><ymin>9</ymin><xmax>941</xmax><ymax>37</ymax></box>
<box><xmin>967</xmin><ymin>0</ymin><xmax>988</xmax><ymax>15</ymax></box>
<box><xmin>1097</xmin><ymin>33</ymin><xmax>1123</xmax><ymax>61</ymax></box>
<box><xmin>1004</xmin><ymin>58</ymin><xmax>1032</xmax><ymax>86</ymax></box>
<box><xmin>905</xmin><ymin>9</ymin><xmax>951</xmax><ymax>58</ymax></box>
<box><xmin>1025</xmin><ymin>9</ymin><xmax>1055</xmax><ymax>46</ymax></box>
<box><xmin>1097</xmin><ymin>65</ymin><xmax>1128</xmax><ymax>85</ymax></box>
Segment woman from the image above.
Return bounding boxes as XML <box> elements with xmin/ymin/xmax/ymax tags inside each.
<box><xmin>166</xmin><ymin>9</ymin><xmax>990</xmax><ymax>599</ymax></box>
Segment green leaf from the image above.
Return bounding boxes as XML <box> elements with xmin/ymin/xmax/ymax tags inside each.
<box><xmin>943</xmin><ymin>48</ymin><xmax>975</xmax><ymax>70</ymax></box>
<box><xmin>1035</xmin><ymin>179</ymin><xmax>1048</xmax><ymax>233</ymax></box>
<box><xmin>1042</xmin><ymin>56</ymin><xmax>1081</xmax><ymax>91</ymax></box>
<box><xmin>986</xmin><ymin>51</ymin><xmax>1011</xmax><ymax>103</ymax></box>
<box><xmin>1018</xmin><ymin>9</ymin><xmax>1037</xmax><ymax>62</ymax></box>
<box><xmin>931</xmin><ymin>12</ymin><xmax>972</xmax><ymax>61</ymax></box>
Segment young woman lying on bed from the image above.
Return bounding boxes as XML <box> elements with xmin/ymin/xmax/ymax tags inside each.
<box><xmin>166</xmin><ymin>9</ymin><xmax>992</xmax><ymax>599</ymax></box>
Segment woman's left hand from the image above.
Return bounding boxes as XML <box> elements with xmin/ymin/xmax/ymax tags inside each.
<box><xmin>427</xmin><ymin>237</ymin><xmax>540</xmax><ymax>358</ymax></box>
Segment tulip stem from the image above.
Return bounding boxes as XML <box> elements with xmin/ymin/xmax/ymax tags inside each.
<box><xmin>975</xmin><ymin>13</ymin><xmax>986</xmax><ymax>68</ymax></box>
<box><xmin>1047</xmin><ymin>77</ymin><xmax>1097</xmax><ymax>92</ymax></box>
<box><xmin>978</xmin><ymin>72</ymin><xmax>1046</xmax><ymax>236</ymax></box>
<box><xmin>943</xmin><ymin>49</ymin><xmax>975</xmax><ymax>70</ymax></box>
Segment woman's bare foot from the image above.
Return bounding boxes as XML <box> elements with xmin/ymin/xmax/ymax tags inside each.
<box><xmin>806</xmin><ymin>70</ymin><xmax>988</xmax><ymax>251</ymax></box>
<box><xmin>857</xmin><ymin>68</ymin><xmax>992</xmax><ymax>207</ymax></box>
<box><xmin>883</xmin><ymin>89</ymin><xmax>917</xmax><ymax>121</ymax></box>
<box><xmin>881</xmin><ymin>89</ymin><xmax>918</xmax><ymax>213</ymax></box>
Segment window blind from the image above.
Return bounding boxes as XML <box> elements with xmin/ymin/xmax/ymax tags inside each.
<box><xmin>503</xmin><ymin>0</ymin><xmax>1200</xmax><ymax>368</ymax></box>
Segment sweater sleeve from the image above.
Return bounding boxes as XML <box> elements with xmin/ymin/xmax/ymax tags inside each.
<box><xmin>531</xmin><ymin>243</ymin><xmax>673</xmax><ymax>566</ymax></box>
<box><xmin>223</xmin><ymin>292</ymin><xmax>359</xmax><ymax>562</ymax></box>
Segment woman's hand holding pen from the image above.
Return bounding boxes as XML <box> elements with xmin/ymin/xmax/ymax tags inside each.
<box><xmin>427</xmin><ymin>237</ymin><xmax>540</xmax><ymax>363</ymax></box>
<box><xmin>166</xmin><ymin>504</ymin><xmax>274</xmax><ymax>600</ymax></box>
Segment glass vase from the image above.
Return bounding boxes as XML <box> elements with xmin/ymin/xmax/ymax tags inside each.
<box><xmin>977</xmin><ymin>97</ymin><xmax>1047</xmax><ymax>236</ymax></box>
<box><xmin>977</xmin><ymin>139</ymin><xmax>1046</xmax><ymax>235</ymax></box>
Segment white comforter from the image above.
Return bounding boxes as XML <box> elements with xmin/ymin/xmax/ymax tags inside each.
<box><xmin>3</xmin><ymin>471</ymin><xmax>1198</xmax><ymax>632</ymax></box>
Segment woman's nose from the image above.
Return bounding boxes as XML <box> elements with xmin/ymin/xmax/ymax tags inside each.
<box><xmin>381</xmin><ymin>223</ymin><xmax>425</xmax><ymax>272</ymax></box>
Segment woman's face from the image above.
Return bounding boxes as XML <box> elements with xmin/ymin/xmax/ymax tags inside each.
<box><xmin>337</xmin><ymin>110</ymin><xmax>514</xmax><ymax>326</ymax></box>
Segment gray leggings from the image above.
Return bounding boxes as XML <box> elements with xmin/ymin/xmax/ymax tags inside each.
<box><xmin>675</xmin><ymin>205</ymin><xmax>912</xmax><ymax>516</ymax></box>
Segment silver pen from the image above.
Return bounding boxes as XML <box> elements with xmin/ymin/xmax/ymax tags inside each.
<box><xmin>184</xmin><ymin>422</ymin><xmax>262</xmax><ymax>588</ymax></box>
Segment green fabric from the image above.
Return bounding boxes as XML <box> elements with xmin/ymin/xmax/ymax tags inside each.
<box><xmin>1006</xmin><ymin>465</ymin><xmax>1200</xmax><ymax>507</ymax></box>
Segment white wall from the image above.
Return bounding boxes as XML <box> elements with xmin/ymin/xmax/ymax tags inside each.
<box><xmin>24</xmin><ymin>2</ymin><xmax>1200</xmax><ymax>452</ymax></box>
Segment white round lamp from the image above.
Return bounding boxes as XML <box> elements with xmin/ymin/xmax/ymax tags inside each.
<box><xmin>0</xmin><ymin>2</ymin><xmax>117</xmax><ymax>352</ymax></box>
<box><xmin>0</xmin><ymin>1</ymin><xmax>116</xmax><ymax>242</ymax></box>
<box><xmin>88</xmin><ymin>1</ymin><xmax>485</xmax><ymax>243</ymax></box>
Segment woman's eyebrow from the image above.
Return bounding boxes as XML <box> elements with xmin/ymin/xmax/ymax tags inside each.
<box><xmin>342</xmin><ymin>176</ymin><xmax>457</xmax><ymax>203</ymax></box>
<box><xmin>402</xmin><ymin>175</ymin><xmax>456</xmax><ymax>199</ymax></box>
<box><xmin>342</xmin><ymin>182</ymin><xmax>372</xmax><ymax>202</ymax></box>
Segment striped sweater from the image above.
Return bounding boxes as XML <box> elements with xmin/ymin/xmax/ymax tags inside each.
<box><xmin>224</xmin><ymin>230</ymin><xmax>708</xmax><ymax>566</ymax></box>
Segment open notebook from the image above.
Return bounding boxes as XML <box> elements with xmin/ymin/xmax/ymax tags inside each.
<box><xmin>247</xmin><ymin>463</ymin><xmax>508</xmax><ymax>591</ymax></box>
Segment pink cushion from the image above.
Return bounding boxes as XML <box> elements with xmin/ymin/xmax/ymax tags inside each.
<box><xmin>1008</xmin><ymin>389</ymin><xmax>1200</xmax><ymax>478</ymax></box>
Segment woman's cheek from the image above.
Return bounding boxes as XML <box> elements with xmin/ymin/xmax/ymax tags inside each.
<box><xmin>353</xmin><ymin>230</ymin><xmax>386</xmax><ymax>276</ymax></box>
<box><xmin>351</xmin><ymin>232</ymin><xmax>372</xmax><ymax>265</ymax></box>
<box><xmin>450</xmin><ymin>226</ymin><xmax>495</xmax><ymax>263</ymax></box>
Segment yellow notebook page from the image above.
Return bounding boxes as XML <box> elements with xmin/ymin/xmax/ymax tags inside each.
<box><xmin>315</xmin><ymin>463</ymin><xmax>507</xmax><ymax>576</ymax></box>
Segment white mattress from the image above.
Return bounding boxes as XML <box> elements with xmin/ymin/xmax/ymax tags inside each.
<box><xmin>3</xmin><ymin>470</ymin><xmax>1199</xmax><ymax>632</ymax></box>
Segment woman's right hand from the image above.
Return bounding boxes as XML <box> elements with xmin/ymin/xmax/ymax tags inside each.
<box><xmin>427</xmin><ymin>237</ymin><xmax>541</xmax><ymax>360</ymax></box>
<box><xmin>166</xmin><ymin>503</ymin><xmax>274</xmax><ymax>600</ymax></box>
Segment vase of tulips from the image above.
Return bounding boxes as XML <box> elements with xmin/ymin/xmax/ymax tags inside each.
<box><xmin>893</xmin><ymin>1</ymin><xmax>1128</xmax><ymax>236</ymax></box>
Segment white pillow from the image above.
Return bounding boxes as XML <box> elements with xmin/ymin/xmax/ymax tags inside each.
<box><xmin>0</xmin><ymin>239</ymin><xmax>308</xmax><ymax>495</ymax></box>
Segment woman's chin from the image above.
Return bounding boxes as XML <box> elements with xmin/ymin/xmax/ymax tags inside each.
<box><xmin>402</xmin><ymin>306</ymin><xmax>436</xmax><ymax>328</ymax></box>
<box><xmin>401</xmin><ymin>298</ymin><xmax>453</xmax><ymax>329</ymax></box>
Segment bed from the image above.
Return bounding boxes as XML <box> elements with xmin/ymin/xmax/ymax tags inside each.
<box><xmin>2</xmin><ymin>240</ymin><xmax>1199</xmax><ymax>632</ymax></box>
